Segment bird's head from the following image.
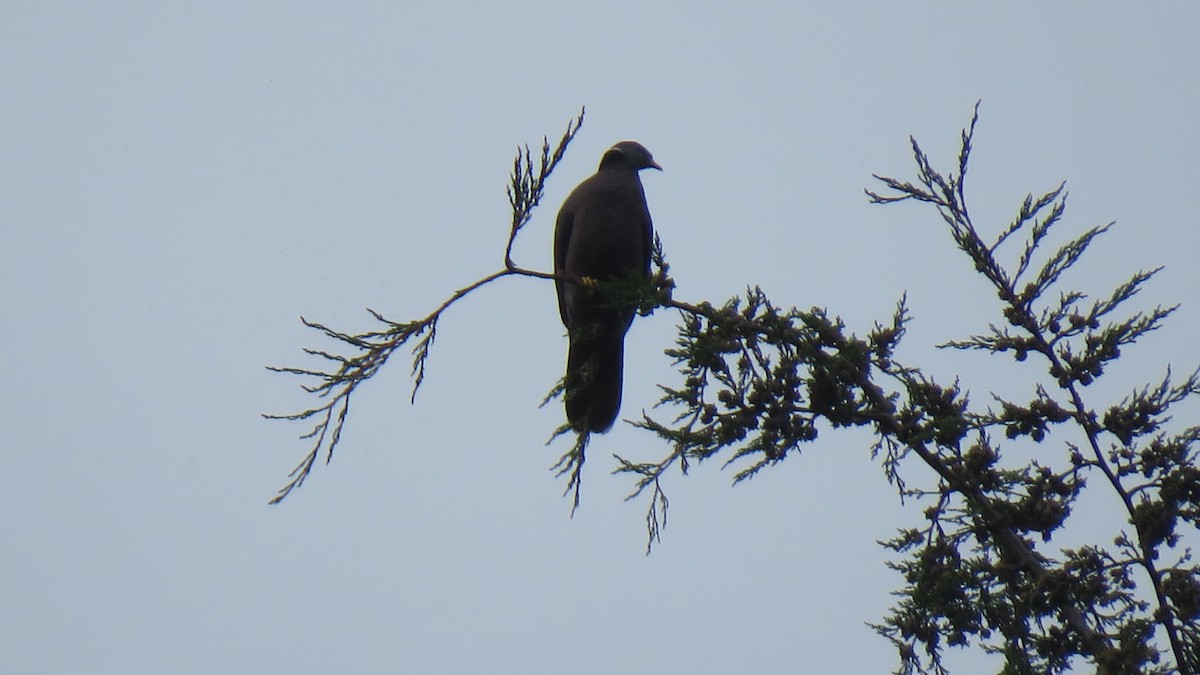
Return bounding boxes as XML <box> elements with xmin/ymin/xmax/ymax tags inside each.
<box><xmin>599</xmin><ymin>141</ymin><xmax>663</xmax><ymax>172</ymax></box>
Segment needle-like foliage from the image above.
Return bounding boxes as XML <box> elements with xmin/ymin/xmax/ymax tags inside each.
<box><xmin>263</xmin><ymin>109</ymin><xmax>584</xmax><ymax>504</ymax></box>
<box><xmin>265</xmin><ymin>105</ymin><xmax>1198</xmax><ymax>673</ymax></box>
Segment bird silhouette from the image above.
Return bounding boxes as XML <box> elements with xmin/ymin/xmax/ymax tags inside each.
<box><xmin>554</xmin><ymin>141</ymin><xmax>661</xmax><ymax>433</ymax></box>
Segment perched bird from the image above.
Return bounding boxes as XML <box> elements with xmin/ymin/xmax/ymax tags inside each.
<box><xmin>554</xmin><ymin>140</ymin><xmax>662</xmax><ymax>433</ymax></box>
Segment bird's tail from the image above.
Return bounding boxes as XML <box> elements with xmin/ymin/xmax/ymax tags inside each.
<box><xmin>564</xmin><ymin>321</ymin><xmax>626</xmax><ymax>434</ymax></box>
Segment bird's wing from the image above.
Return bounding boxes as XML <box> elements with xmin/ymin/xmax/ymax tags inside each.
<box><xmin>553</xmin><ymin>197</ymin><xmax>575</xmax><ymax>326</ymax></box>
<box><xmin>640</xmin><ymin>194</ymin><xmax>654</xmax><ymax>276</ymax></box>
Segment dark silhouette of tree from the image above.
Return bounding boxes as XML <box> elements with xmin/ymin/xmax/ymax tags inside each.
<box><xmin>264</xmin><ymin>105</ymin><xmax>1199</xmax><ymax>673</ymax></box>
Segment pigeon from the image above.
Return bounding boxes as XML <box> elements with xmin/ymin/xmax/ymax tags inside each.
<box><xmin>554</xmin><ymin>140</ymin><xmax>661</xmax><ymax>433</ymax></box>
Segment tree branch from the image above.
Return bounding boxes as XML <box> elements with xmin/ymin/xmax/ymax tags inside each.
<box><xmin>264</xmin><ymin>110</ymin><xmax>586</xmax><ymax>504</ymax></box>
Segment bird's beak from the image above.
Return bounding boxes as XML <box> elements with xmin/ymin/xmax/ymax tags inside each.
<box><xmin>649</xmin><ymin>160</ymin><xmax>663</xmax><ymax>171</ymax></box>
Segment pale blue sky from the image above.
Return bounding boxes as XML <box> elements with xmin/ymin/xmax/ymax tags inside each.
<box><xmin>4</xmin><ymin>3</ymin><xmax>1198</xmax><ymax>673</ymax></box>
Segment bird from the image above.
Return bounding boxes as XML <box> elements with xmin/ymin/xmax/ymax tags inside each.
<box><xmin>554</xmin><ymin>140</ymin><xmax>662</xmax><ymax>434</ymax></box>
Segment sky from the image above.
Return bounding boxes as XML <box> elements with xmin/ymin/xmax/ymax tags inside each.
<box><xmin>4</xmin><ymin>3</ymin><xmax>1199</xmax><ymax>673</ymax></box>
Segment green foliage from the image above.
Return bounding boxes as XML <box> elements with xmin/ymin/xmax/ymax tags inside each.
<box><xmin>626</xmin><ymin>104</ymin><xmax>1197</xmax><ymax>672</ymax></box>
<box><xmin>862</xmin><ymin>106</ymin><xmax>1198</xmax><ymax>674</ymax></box>
<box><xmin>263</xmin><ymin>109</ymin><xmax>585</xmax><ymax>504</ymax></box>
<box><xmin>265</xmin><ymin>106</ymin><xmax>1199</xmax><ymax>673</ymax></box>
